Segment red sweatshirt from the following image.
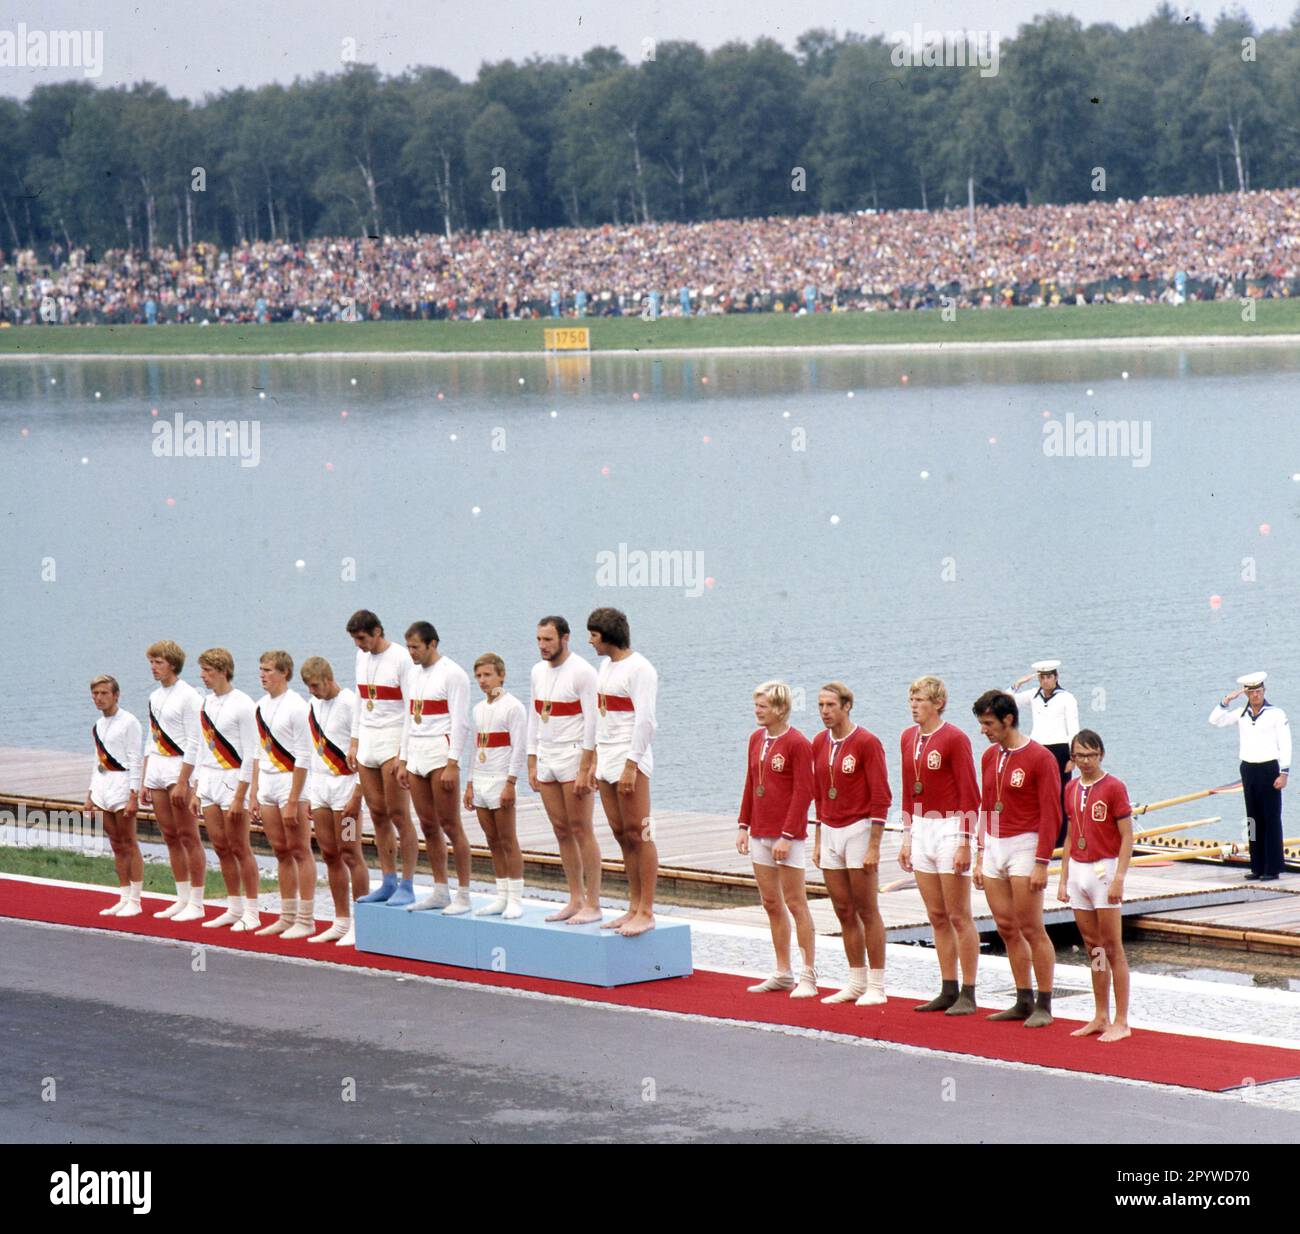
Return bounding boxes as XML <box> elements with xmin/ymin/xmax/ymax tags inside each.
<box><xmin>738</xmin><ymin>727</ymin><xmax>813</xmax><ymax>840</ymax></box>
<box><xmin>811</xmin><ymin>726</ymin><xmax>892</xmax><ymax>828</ymax></box>
<box><xmin>1064</xmin><ymin>773</ymin><xmax>1132</xmax><ymax>860</ymax></box>
<box><xmin>898</xmin><ymin>721</ymin><xmax>981</xmax><ymax>838</ymax></box>
<box><xmin>978</xmin><ymin>738</ymin><xmax>1062</xmax><ymax>863</ymax></box>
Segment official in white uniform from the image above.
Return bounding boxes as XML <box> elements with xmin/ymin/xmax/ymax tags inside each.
<box><xmin>1210</xmin><ymin>673</ymin><xmax>1291</xmax><ymax>880</ymax></box>
<box><xmin>1010</xmin><ymin>659</ymin><xmax>1080</xmax><ymax>844</ymax></box>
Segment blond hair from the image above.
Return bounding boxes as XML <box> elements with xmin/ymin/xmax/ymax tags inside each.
<box><xmin>473</xmin><ymin>652</ymin><xmax>506</xmax><ymax>678</ymax></box>
<box><xmin>753</xmin><ymin>680</ymin><xmax>792</xmax><ymax>720</ymax></box>
<box><xmin>909</xmin><ymin>675</ymin><xmax>948</xmax><ymax>711</ymax></box>
<box><xmin>89</xmin><ymin>674</ymin><xmax>120</xmax><ymax>696</ymax></box>
<box><xmin>299</xmin><ymin>656</ymin><xmax>334</xmax><ymax>685</ymax></box>
<box><xmin>146</xmin><ymin>640</ymin><xmax>185</xmax><ymax>672</ymax></box>
<box><xmin>198</xmin><ymin>647</ymin><xmax>234</xmax><ymax>680</ymax></box>
<box><xmin>819</xmin><ymin>681</ymin><xmax>854</xmax><ymax>710</ymax></box>
<box><xmin>259</xmin><ymin>649</ymin><xmax>294</xmax><ymax>677</ymax></box>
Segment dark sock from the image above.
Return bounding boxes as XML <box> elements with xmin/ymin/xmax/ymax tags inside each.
<box><xmin>1035</xmin><ymin>990</ymin><xmax>1052</xmax><ymax>1013</ymax></box>
<box><xmin>988</xmin><ymin>987</ymin><xmax>1034</xmax><ymax>1020</ymax></box>
<box><xmin>945</xmin><ymin>984</ymin><xmax>977</xmax><ymax>1016</ymax></box>
<box><xmin>914</xmin><ymin>979</ymin><xmax>959</xmax><ymax>1012</ymax></box>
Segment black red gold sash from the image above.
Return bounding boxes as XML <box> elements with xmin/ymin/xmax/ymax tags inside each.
<box><xmin>598</xmin><ymin>693</ymin><xmax>635</xmax><ymax>712</ymax></box>
<box><xmin>410</xmin><ymin>698</ymin><xmax>449</xmax><ymax>718</ymax></box>
<box><xmin>361</xmin><ymin>684</ymin><xmax>402</xmax><ymax>702</ymax></box>
<box><xmin>201</xmin><ymin>709</ymin><xmax>242</xmax><ymax>771</ymax></box>
<box><xmin>256</xmin><ymin>707</ymin><xmax>296</xmax><ymax>772</ymax></box>
<box><xmin>93</xmin><ymin>725</ymin><xmax>128</xmax><ymax>773</ymax></box>
<box><xmin>534</xmin><ymin>699</ymin><xmax>582</xmax><ymax>716</ymax></box>
<box><xmin>476</xmin><ymin>731</ymin><xmax>511</xmax><ymax>749</ymax></box>
<box><xmin>308</xmin><ymin>708</ymin><xmax>350</xmax><ymax>776</ymax></box>
<box><xmin>149</xmin><ymin>706</ymin><xmax>184</xmax><ymax>757</ymax></box>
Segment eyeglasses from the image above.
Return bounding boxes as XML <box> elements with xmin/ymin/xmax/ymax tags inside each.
<box><xmin>1072</xmin><ymin>750</ymin><xmax>1101</xmax><ymax>760</ymax></box>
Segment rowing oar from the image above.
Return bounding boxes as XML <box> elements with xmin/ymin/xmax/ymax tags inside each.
<box><xmin>1130</xmin><ymin>781</ymin><xmax>1241</xmax><ymax>817</ymax></box>
<box><xmin>1048</xmin><ymin>845</ymin><xmax>1228</xmax><ymax>875</ymax></box>
<box><xmin>1049</xmin><ymin>816</ymin><xmax>1220</xmax><ymax>859</ymax></box>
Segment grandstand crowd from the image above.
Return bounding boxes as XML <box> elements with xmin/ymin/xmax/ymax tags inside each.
<box><xmin>4</xmin><ymin>188</ymin><xmax>1297</xmax><ymax>326</ymax></box>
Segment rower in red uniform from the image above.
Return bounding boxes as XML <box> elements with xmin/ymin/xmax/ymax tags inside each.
<box><xmin>898</xmin><ymin>675</ymin><xmax>982</xmax><ymax>1015</ymax></box>
<box><xmin>811</xmin><ymin>682</ymin><xmax>892</xmax><ymax>1006</ymax></box>
<box><xmin>737</xmin><ymin>681</ymin><xmax>817</xmax><ymax>998</ymax></box>
<box><xmin>971</xmin><ymin>689</ymin><xmax>1062</xmax><ymax>1027</ymax></box>
<box><xmin>1056</xmin><ymin>729</ymin><xmax>1134</xmax><ymax>1042</ymax></box>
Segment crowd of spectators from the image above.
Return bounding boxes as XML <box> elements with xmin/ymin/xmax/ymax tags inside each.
<box><xmin>3</xmin><ymin>187</ymin><xmax>1297</xmax><ymax>326</ymax></box>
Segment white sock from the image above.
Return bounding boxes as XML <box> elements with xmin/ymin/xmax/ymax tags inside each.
<box><xmin>280</xmin><ymin>898</ymin><xmax>297</xmax><ymax>921</ymax></box>
<box><xmin>129</xmin><ymin>881</ymin><xmax>143</xmax><ymax>903</ymax></box>
<box><xmin>507</xmin><ymin>878</ymin><xmax>524</xmax><ymax>899</ymax></box>
<box><xmin>297</xmin><ymin>899</ymin><xmax>315</xmax><ymax>925</ymax></box>
<box><xmin>189</xmin><ymin>885</ymin><xmax>205</xmax><ymax>908</ymax></box>
<box><xmin>176</xmin><ymin>880</ymin><xmax>192</xmax><ymax>904</ymax></box>
<box><xmin>868</xmin><ymin>967</ymin><xmax>886</xmax><ymax>988</ymax></box>
<box><xmin>849</xmin><ymin>966</ymin><xmax>869</xmax><ymax>989</ymax></box>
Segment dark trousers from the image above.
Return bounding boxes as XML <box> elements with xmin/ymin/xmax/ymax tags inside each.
<box><xmin>1241</xmin><ymin>760</ymin><xmax>1284</xmax><ymax>876</ymax></box>
<box><xmin>1046</xmin><ymin>742</ymin><xmax>1072</xmax><ymax>849</ymax></box>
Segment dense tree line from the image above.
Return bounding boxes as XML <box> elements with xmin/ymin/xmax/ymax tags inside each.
<box><xmin>3</xmin><ymin>4</ymin><xmax>1298</xmax><ymax>258</ymax></box>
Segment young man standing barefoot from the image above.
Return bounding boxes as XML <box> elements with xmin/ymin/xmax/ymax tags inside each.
<box><xmin>588</xmin><ymin>608</ymin><xmax>658</xmax><ymax>937</ymax></box>
<box><xmin>1057</xmin><ymin>730</ymin><xmax>1134</xmax><ymax>1043</ymax></box>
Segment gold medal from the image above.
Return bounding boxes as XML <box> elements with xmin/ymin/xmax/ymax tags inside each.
<box><xmin>541</xmin><ymin>701</ymin><xmax>552</xmax><ymax>722</ymax></box>
<box><xmin>756</xmin><ymin>784</ymin><xmax>766</xmax><ymax>798</ymax></box>
<box><xmin>366</xmin><ymin>700</ymin><xmax>374</xmax><ymax>712</ymax></box>
<box><xmin>994</xmin><ymin>800</ymin><xmax>1003</xmax><ymax>812</ymax></box>
<box><xmin>1077</xmin><ymin>834</ymin><xmax>1085</xmax><ymax>848</ymax></box>
<box><xmin>599</xmin><ymin>703</ymin><xmax>607</xmax><ymax>718</ymax></box>
<box><xmin>913</xmin><ymin>780</ymin><xmax>923</xmax><ymax>795</ymax></box>
<box><xmin>828</xmin><ymin>786</ymin><xmax>838</xmax><ymax>800</ymax></box>
<box><xmin>478</xmin><ymin>750</ymin><xmax>487</xmax><ymax>763</ymax></box>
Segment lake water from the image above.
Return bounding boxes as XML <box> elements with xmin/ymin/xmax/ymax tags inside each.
<box><xmin>2</xmin><ymin>343</ymin><xmax>1298</xmax><ymax>839</ymax></box>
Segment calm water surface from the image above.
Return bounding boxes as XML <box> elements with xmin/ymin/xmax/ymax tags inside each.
<box><xmin>2</xmin><ymin>344</ymin><xmax>1298</xmax><ymax>836</ymax></box>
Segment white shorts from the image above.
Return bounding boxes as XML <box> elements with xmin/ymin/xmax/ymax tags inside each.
<box><xmin>90</xmin><ymin>772</ymin><xmax>132</xmax><ymax>813</ymax></box>
<box><xmin>819</xmin><ymin>819</ymin><xmax>873</xmax><ymax>870</ymax></box>
<box><xmin>597</xmin><ymin>743</ymin><xmax>647</xmax><ymax>783</ymax></box>
<box><xmin>356</xmin><ymin>725</ymin><xmax>402</xmax><ymax>769</ymax></box>
<box><xmin>309</xmin><ymin>773</ymin><xmax>359</xmax><ymax>813</ymax></box>
<box><xmin>910</xmin><ymin>815</ymin><xmax>971</xmax><ymax>877</ymax></box>
<box><xmin>143</xmin><ymin>755</ymin><xmax>182</xmax><ymax>791</ymax></box>
<box><xmin>257</xmin><ymin>769</ymin><xmax>295</xmax><ymax>808</ymax></box>
<box><xmin>197</xmin><ymin>767</ymin><xmax>241</xmax><ymax>810</ymax></box>
<box><xmin>536</xmin><ymin>742</ymin><xmax>582</xmax><ymax>784</ymax></box>
<box><xmin>982</xmin><ymin>831</ymin><xmax>1041</xmax><ymax>880</ymax></box>
<box><xmin>749</xmin><ymin>835</ymin><xmax>806</xmax><ymax>869</ymax></box>
<box><xmin>405</xmin><ymin>735</ymin><xmax>452</xmax><ymax>777</ymax></box>
<box><xmin>471</xmin><ymin>776</ymin><xmax>510</xmax><ymax>810</ymax></box>
<box><xmin>1068</xmin><ymin>857</ymin><xmax>1121</xmax><ymax>911</ymax></box>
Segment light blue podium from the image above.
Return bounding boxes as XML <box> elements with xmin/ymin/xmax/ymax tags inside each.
<box><xmin>354</xmin><ymin>897</ymin><xmax>693</xmax><ymax>988</ymax></box>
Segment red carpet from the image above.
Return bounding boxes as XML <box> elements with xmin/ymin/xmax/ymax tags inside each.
<box><xmin>5</xmin><ymin>877</ymin><xmax>1298</xmax><ymax>1093</ymax></box>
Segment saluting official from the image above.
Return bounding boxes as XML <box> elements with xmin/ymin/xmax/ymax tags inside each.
<box><xmin>1209</xmin><ymin>673</ymin><xmax>1291</xmax><ymax>881</ymax></box>
<box><xmin>1010</xmin><ymin>659</ymin><xmax>1080</xmax><ymax>845</ymax></box>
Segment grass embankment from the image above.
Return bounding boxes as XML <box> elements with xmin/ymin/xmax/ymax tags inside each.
<box><xmin>1</xmin><ymin>299</ymin><xmax>1297</xmax><ymax>356</ymax></box>
<box><xmin>0</xmin><ymin>846</ymin><xmax>277</xmax><ymax>895</ymax></box>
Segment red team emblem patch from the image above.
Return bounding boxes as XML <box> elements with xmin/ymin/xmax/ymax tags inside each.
<box><xmin>770</xmin><ymin>753</ymin><xmax>786</xmax><ymax>773</ymax></box>
<box><xmin>926</xmin><ymin>750</ymin><xmax>941</xmax><ymax>770</ymax></box>
<box><xmin>1010</xmin><ymin>768</ymin><xmax>1026</xmax><ymax>788</ymax></box>
<box><xmin>841</xmin><ymin>755</ymin><xmax>856</xmax><ymax>774</ymax></box>
<box><xmin>1091</xmin><ymin>800</ymin><xmax>1108</xmax><ymax>822</ymax></box>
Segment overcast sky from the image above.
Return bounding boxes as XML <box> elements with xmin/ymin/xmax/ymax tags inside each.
<box><xmin>2</xmin><ymin>0</ymin><xmax>1293</xmax><ymax>99</ymax></box>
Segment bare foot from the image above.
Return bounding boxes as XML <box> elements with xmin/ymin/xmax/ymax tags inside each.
<box><xmin>565</xmin><ymin>907</ymin><xmax>604</xmax><ymax>925</ymax></box>
<box><xmin>618</xmin><ymin>914</ymin><xmax>656</xmax><ymax>937</ymax></box>
<box><xmin>1070</xmin><ymin>1018</ymin><xmax>1109</xmax><ymax>1038</ymax></box>
<box><xmin>545</xmin><ymin>902</ymin><xmax>582</xmax><ymax>922</ymax></box>
<box><xmin>1098</xmin><ymin>1024</ymin><xmax>1131</xmax><ymax>1043</ymax></box>
<box><xmin>600</xmin><ymin>911</ymin><xmax>631</xmax><ymax>931</ymax></box>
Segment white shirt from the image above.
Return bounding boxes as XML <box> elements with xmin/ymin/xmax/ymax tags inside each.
<box><xmin>401</xmin><ymin>657</ymin><xmax>470</xmax><ymax>761</ymax></box>
<box><xmin>308</xmin><ymin>689</ymin><xmax>358</xmax><ymax>777</ymax></box>
<box><xmin>254</xmin><ymin>690</ymin><xmax>311</xmax><ymax>776</ymax></box>
<box><xmin>1209</xmin><ymin>700</ymin><xmax>1292</xmax><ymax>771</ymax></box>
<box><xmin>527</xmin><ymin>654</ymin><xmax>599</xmax><ymax>753</ymax></box>
<box><xmin>90</xmin><ymin>709</ymin><xmax>143</xmax><ymax>791</ymax></box>
<box><xmin>146</xmin><ymin>678</ymin><xmax>201</xmax><ymax>760</ymax></box>
<box><xmin>351</xmin><ymin>644</ymin><xmax>412</xmax><ymax>736</ymax></box>
<box><xmin>466</xmin><ymin>691</ymin><xmax>528</xmax><ymax>780</ymax></box>
<box><xmin>1011</xmin><ymin>686</ymin><xmax>1080</xmax><ymax>747</ymax></box>
<box><xmin>596</xmin><ymin>651</ymin><xmax>658</xmax><ymax>773</ymax></box>
<box><xmin>188</xmin><ymin>688</ymin><xmax>258</xmax><ymax>784</ymax></box>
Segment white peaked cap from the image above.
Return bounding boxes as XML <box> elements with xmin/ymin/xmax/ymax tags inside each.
<box><xmin>1236</xmin><ymin>672</ymin><xmax>1267</xmax><ymax>688</ymax></box>
<box><xmin>1032</xmin><ymin>660</ymin><xmax>1062</xmax><ymax>673</ymax></box>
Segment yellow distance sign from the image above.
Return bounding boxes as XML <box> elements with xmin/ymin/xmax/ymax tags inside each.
<box><xmin>543</xmin><ymin>327</ymin><xmax>591</xmax><ymax>351</ymax></box>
